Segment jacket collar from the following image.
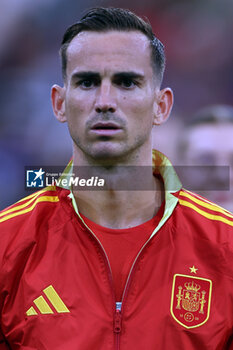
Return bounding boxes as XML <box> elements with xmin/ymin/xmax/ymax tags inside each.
<box><xmin>60</xmin><ymin>151</ymin><xmax>182</xmax><ymax>232</ymax></box>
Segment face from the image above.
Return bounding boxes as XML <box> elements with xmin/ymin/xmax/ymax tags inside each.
<box><xmin>52</xmin><ymin>30</ymin><xmax>173</xmax><ymax>165</ymax></box>
<box><xmin>183</xmin><ymin>123</ymin><xmax>233</xmax><ymax>211</ymax></box>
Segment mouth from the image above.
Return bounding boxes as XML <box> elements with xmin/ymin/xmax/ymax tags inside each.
<box><xmin>90</xmin><ymin>122</ymin><xmax>123</xmax><ymax>136</ymax></box>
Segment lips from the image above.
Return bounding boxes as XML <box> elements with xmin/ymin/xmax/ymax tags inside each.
<box><xmin>90</xmin><ymin>122</ymin><xmax>123</xmax><ymax>136</ymax></box>
<box><xmin>91</xmin><ymin>122</ymin><xmax>121</xmax><ymax>130</ymax></box>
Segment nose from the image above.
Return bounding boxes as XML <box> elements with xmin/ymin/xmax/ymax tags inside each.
<box><xmin>94</xmin><ymin>81</ymin><xmax>117</xmax><ymax>113</ymax></box>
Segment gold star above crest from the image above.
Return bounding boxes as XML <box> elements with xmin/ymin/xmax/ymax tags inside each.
<box><xmin>189</xmin><ymin>266</ymin><xmax>198</xmax><ymax>274</ymax></box>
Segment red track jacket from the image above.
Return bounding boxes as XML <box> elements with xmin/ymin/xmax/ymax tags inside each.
<box><xmin>0</xmin><ymin>153</ymin><xmax>233</xmax><ymax>349</ymax></box>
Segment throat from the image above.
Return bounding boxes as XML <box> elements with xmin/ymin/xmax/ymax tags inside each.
<box><xmin>74</xmin><ymin>177</ymin><xmax>164</xmax><ymax>229</ymax></box>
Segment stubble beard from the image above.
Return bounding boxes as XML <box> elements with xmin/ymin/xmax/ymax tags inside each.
<box><xmin>72</xmin><ymin>132</ymin><xmax>150</xmax><ymax>167</ymax></box>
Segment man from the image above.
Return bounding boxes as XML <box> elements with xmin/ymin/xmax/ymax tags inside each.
<box><xmin>0</xmin><ymin>7</ymin><xmax>233</xmax><ymax>350</ymax></box>
<box><xmin>178</xmin><ymin>104</ymin><xmax>233</xmax><ymax>213</ymax></box>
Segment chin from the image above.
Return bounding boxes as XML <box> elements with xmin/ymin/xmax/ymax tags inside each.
<box><xmin>89</xmin><ymin>151</ymin><xmax>124</xmax><ymax>163</ymax></box>
<box><xmin>88</xmin><ymin>144</ymin><xmax>129</xmax><ymax>160</ymax></box>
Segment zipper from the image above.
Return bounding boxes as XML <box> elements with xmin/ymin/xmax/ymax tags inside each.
<box><xmin>114</xmin><ymin>306</ymin><xmax>122</xmax><ymax>350</ymax></box>
<box><xmin>77</xmin><ymin>213</ymin><xmax>158</xmax><ymax>350</ymax></box>
<box><xmin>112</xmin><ymin>235</ymin><xmax>155</xmax><ymax>350</ymax></box>
<box><xmin>114</xmin><ymin>309</ymin><xmax>122</xmax><ymax>333</ymax></box>
<box><xmin>77</xmin><ymin>216</ymin><xmax>119</xmax><ymax>340</ymax></box>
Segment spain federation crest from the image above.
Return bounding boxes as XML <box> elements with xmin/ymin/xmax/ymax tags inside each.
<box><xmin>170</xmin><ymin>274</ymin><xmax>212</xmax><ymax>329</ymax></box>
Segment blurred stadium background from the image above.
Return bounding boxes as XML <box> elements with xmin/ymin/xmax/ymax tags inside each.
<box><xmin>0</xmin><ymin>0</ymin><xmax>233</xmax><ymax>209</ymax></box>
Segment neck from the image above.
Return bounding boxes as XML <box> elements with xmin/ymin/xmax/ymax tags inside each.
<box><xmin>71</xmin><ymin>146</ymin><xmax>164</xmax><ymax>229</ymax></box>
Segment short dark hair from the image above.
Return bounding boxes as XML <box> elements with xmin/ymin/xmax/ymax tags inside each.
<box><xmin>184</xmin><ymin>105</ymin><xmax>233</xmax><ymax>128</ymax></box>
<box><xmin>60</xmin><ymin>7</ymin><xmax>165</xmax><ymax>84</ymax></box>
<box><xmin>178</xmin><ymin>104</ymin><xmax>233</xmax><ymax>156</ymax></box>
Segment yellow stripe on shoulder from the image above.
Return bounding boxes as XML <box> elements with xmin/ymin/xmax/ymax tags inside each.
<box><xmin>16</xmin><ymin>186</ymin><xmax>56</xmax><ymax>203</ymax></box>
<box><xmin>180</xmin><ymin>190</ymin><xmax>233</xmax><ymax>219</ymax></box>
<box><xmin>0</xmin><ymin>195</ymin><xmax>59</xmax><ymax>223</ymax></box>
<box><xmin>184</xmin><ymin>189</ymin><xmax>232</xmax><ymax>211</ymax></box>
<box><xmin>183</xmin><ymin>189</ymin><xmax>233</xmax><ymax>215</ymax></box>
<box><xmin>179</xmin><ymin>199</ymin><xmax>233</xmax><ymax>227</ymax></box>
<box><xmin>0</xmin><ymin>186</ymin><xmax>57</xmax><ymax>218</ymax></box>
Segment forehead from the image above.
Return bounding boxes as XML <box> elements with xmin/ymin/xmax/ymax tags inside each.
<box><xmin>186</xmin><ymin>123</ymin><xmax>233</xmax><ymax>153</ymax></box>
<box><xmin>65</xmin><ymin>30</ymin><xmax>153</xmax><ymax>76</ymax></box>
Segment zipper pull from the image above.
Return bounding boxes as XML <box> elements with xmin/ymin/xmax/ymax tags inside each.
<box><xmin>114</xmin><ymin>309</ymin><xmax>122</xmax><ymax>333</ymax></box>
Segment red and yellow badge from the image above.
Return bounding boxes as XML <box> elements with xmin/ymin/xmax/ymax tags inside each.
<box><xmin>170</xmin><ymin>274</ymin><xmax>212</xmax><ymax>329</ymax></box>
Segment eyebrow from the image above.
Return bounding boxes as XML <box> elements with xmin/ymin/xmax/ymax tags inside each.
<box><xmin>71</xmin><ymin>71</ymin><xmax>100</xmax><ymax>81</ymax></box>
<box><xmin>113</xmin><ymin>72</ymin><xmax>145</xmax><ymax>81</ymax></box>
<box><xmin>71</xmin><ymin>71</ymin><xmax>145</xmax><ymax>81</ymax></box>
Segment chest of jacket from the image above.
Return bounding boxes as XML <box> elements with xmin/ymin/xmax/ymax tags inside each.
<box><xmin>1</xmin><ymin>209</ymin><xmax>233</xmax><ymax>350</ymax></box>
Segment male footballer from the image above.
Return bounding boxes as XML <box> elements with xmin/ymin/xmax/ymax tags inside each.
<box><xmin>0</xmin><ymin>7</ymin><xmax>233</xmax><ymax>350</ymax></box>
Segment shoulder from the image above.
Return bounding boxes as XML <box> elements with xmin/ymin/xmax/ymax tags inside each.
<box><xmin>0</xmin><ymin>186</ymin><xmax>71</xmax><ymax>253</ymax></box>
<box><xmin>172</xmin><ymin>189</ymin><xmax>233</xmax><ymax>280</ymax></box>
<box><xmin>177</xmin><ymin>189</ymin><xmax>233</xmax><ymax>223</ymax></box>
<box><xmin>0</xmin><ymin>186</ymin><xmax>72</xmax><ymax>277</ymax></box>
<box><xmin>0</xmin><ymin>186</ymin><xmax>60</xmax><ymax>226</ymax></box>
<box><xmin>173</xmin><ymin>188</ymin><xmax>233</xmax><ymax>238</ymax></box>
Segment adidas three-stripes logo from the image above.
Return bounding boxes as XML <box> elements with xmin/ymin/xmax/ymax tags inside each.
<box><xmin>26</xmin><ymin>285</ymin><xmax>70</xmax><ymax>316</ymax></box>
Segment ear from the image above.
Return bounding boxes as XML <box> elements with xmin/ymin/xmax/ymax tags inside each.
<box><xmin>51</xmin><ymin>84</ymin><xmax>67</xmax><ymax>123</ymax></box>
<box><xmin>153</xmin><ymin>87</ymin><xmax>174</xmax><ymax>125</ymax></box>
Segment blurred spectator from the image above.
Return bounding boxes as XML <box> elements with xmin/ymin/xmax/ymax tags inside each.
<box><xmin>178</xmin><ymin>105</ymin><xmax>233</xmax><ymax>212</ymax></box>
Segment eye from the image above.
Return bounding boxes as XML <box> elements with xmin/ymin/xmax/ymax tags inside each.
<box><xmin>76</xmin><ymin>78</ymin><xmax>99</xmax><ymax>89</ymax></box>
<box><xmin>115</xmin><ymin>77</ymin><xmax>138</xmax><ymax>89</ymax></box>
<box><xmin>81</xmin><ymin>79</ymin><xmax>93</xmax><ymax>88</ymax></box>
<box><xmin>79</xmin><ymin>79</ymin><xmax>95</xmax><ymax>89</ymax></box>
<box><xmin>121</xmin><ymin>78</ymin><xmax>135</xmax><ymax>88</ymax></box>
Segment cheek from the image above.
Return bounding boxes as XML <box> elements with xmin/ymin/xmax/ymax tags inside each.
<box><xmin>126</xmin><ymin>92</ymin><xmax>154</xmax><ymax>115</ymax></box>
<box><xmin>126</xmin><ymin>98</ymin><xmax>154</xmax><ymax>127</ymax></box>
<box><xmin>65</xmin><ymin>94</ymin><xmax>85</xmax><ymax>113</ymax></box>
<box><xmin>64</xmin><ymin>98</ymin><xmax>85</xmax><ymax>132</ymax></box>
<box><xmin>65</xmin><ymin>95</ymin><xmax>89</xmax><ymax>124</ymax></box>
